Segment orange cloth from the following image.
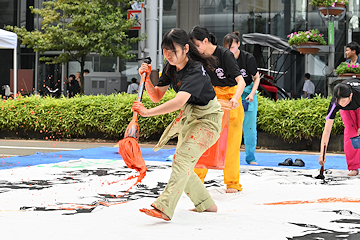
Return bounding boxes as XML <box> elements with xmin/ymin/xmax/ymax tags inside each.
<box><xmin>194</xmin><ymin>86</ymin><xmax>244</xmax><ymax>191</ymax></box>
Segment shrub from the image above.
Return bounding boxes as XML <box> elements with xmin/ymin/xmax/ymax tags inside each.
<box><xmin>287</xmin><ymin>29</ymin><xmax>327</xmax><ymax>46</ymax></box>
<box><xmin>0</xmin><ymin>92</ymin><xmax>345</xmax><ymax>143</ymax></box>
<box><xmin>334</xmin><ymin>62</ymin><xmax>360</xmax><ymax>75</ymax></box>
<box><xmin>257</xmin><ymin>94</ymin><xmax>344</xmax><ymax>142</ymax></box>
<box><xmin>310</xmin><ymin>0</ymin><xmax>349</xmax><ymax>7</ymax></box>
<box><xmin>0</xmin><ymin>91</ymin><xmax>178</xmax><ymax>140</ymax></box>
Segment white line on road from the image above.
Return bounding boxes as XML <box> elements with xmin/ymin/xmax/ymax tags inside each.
<box><xmin>0</xmin><ymin>146</ymin><xmax>81</xmax><ymax>151</ymax></box>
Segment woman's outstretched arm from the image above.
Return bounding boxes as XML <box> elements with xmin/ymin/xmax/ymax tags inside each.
<box><xmin>139</xmin><ymin>63</ymin><xmax>169</xmax><ymax>103</ymax></box>
<box><xmin>132</xmin><ymin>91</ymin><xmax>191</xmax><ymax>117</ymax></box>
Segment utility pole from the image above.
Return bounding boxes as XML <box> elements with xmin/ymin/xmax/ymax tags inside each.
<box><xmin>145</xmin><ymin>0</ymin><xmax>158</xmax><ymax>69</ymax></box>
<box><xmin>317</xmin><ymin>5</ymin><xmax>346</xmax><ymax>95</ymax></box>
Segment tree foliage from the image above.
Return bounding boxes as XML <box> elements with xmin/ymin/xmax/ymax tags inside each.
<box><xmin>6</xmin><ymin>0</ymin><xmax>143</xmax><ymax>77</ymax></box>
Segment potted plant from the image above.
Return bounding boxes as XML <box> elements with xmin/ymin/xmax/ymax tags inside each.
<box><xmin>287</xmin><ymin>29</ymin><xmax>327</xmax><ymax>54</ymax></box>
<box><xmin>310</xmin><ymin>0</ymin><xmax>349</xmax><ymax>16</ymax></box>
<box><xmin>335</xmin><ymin>62</ymin><xmax>360</xmax><ymax>77</ymax></box>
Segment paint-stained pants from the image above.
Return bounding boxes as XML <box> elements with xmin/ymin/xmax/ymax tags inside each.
<box><xmin>152</xmin><ymin>124</ymin><xmax>220</xmax><ymax>219</ymax></box>
<box><xmin>194</xmin><ymin>86</ymin><xmax>245</xmax><ymax>191</ymax></box>
<box><xmin>152</xmin><ymin>99</ymin><xmax>223</xmax><ymax>219</ymax></box>
<box><xmin>340</xmin><ymin>109</ymin><xmax>360</xmax><ymax>170</ymax></box>
<box><xmin>242</xmin><ymin>89</ymin><xmax>258</xmax><ymax>164</ymax></box>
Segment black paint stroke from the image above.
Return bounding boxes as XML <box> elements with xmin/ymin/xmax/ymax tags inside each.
<box><xmin>287</xmin><ymin>213</ymin><xmax>360</xmax><ymax>240</ymax></box>
<box><xmin>6</xmin><ymin>164</ymin><xmax>173</xmax><ymax>215</ymax></box>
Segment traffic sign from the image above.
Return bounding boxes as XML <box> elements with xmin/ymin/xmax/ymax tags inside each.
<box><xmin>127</xmin><ymin>10</ymin><xmax>141</xmax><ymax>30</ymax></box>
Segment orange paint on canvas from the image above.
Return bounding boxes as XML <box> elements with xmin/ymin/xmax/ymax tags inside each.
<box><xmin>263</xmin><ymin>197</ymin><xmax>360</xmax><ymax>205</ymax></box>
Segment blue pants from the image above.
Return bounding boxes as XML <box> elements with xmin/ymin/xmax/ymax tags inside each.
<box><xmin>242</xmin><ymin>86</ymin><xmax>258</xmax><ymax>164</ymax></box>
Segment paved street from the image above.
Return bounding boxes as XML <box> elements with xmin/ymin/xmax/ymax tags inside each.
<box><xmin>0</xmin><ymin>139</ymin><xmax>175</xmax><ymax>157</ymax></box>
<box><xmin>0</xmin><ymin>139</ymin><xmax>116</xmax><ymax>157</ymax></box>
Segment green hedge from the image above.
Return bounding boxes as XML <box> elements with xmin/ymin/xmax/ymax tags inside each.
<box><xmin>0</xmin><ymin>91</ymin><xmax>178</xmax><ymax>139</ymax></box>
<box><xmin>0</xmin><ymin>92</ymin><xmax>344</xmax><ymax>142</ymax></box>
<box><xmin>257</xmin><ymin>94</ymin><xmax>344</xmax><ymax>142</ymax></box>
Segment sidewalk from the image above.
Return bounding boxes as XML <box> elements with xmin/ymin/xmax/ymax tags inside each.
<box><xmin>1</xmin><ymin>142</ymin><xmax>347</xmax><ymax>171</ymax></box>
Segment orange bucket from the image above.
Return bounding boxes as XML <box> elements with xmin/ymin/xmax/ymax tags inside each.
<box><xmin>195</xmin><ymin>99</ymin><xmax>231</xmax><ymax>169</ymax></box>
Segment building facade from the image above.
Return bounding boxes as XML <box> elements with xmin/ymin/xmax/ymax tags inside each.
<box><xmin>1</xmin><ymin>0</ymin><xmax>359</xmax><ymax>97</ymax></box>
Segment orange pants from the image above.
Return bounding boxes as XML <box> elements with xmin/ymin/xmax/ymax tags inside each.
<box><xmin>194</xmin><ymin>86</ymin><xmax>244</xmax><ymax>191</ymax></box>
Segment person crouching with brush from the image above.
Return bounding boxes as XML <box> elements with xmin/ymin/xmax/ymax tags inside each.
<box><xmin>132</xmin><ymin>28</ymin><xmax>223</xmax><ymax>221</ymax></box>
<box><xmin>319</xmin><ymin>79</ymin><xmax>360</xmax><ymax>176</ymax></box>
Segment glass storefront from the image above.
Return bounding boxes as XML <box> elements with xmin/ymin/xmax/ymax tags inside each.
<box><xmin>194</xmin><ymin>0</ymin><xmax>356</xmax><ymax>97</ymax></box>
<box><xmin>2</xmin><ymin>0</ymin><xmax>360</xmax><ymax>97</ymax></box>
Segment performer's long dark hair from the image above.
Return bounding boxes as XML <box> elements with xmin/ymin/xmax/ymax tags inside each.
<box><xmin>223</xmin><ymin>31</ymin><xmax>241</xmax><ymax>49</ymax></box>
<box><xmin>161</xmin><ymin>28</ymin><xmax>216</xmax><ymax>77</ymax></box>
<box><xmin>188</xmin><ymin>25</ymin><xmax>217</xmax><ymax>45</ymax></box>
<box><xmin>332</xmin><ymin>82</ymin><xmax>352</xmax><ymax>104</ymax></box>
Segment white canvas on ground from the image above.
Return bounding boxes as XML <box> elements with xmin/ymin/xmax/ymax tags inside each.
<box><xmin>1</xmin><ymin>157</ymin><xmax>359</xmax><ymax>240</ymax></box>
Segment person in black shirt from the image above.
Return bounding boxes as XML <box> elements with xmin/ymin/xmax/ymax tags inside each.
<box><xmin>65</xmin><ymin>74</ymin><xmax>79</xmax><ymax>98</ymax></box>
<box><xmin>65</xmin><ymin>74</ymin><xmax>75</xmax><ymax>97</ymax></box>
<box><xmin>70</xmin><ymin>75</ymin><xmax>81</xmax><ymax>97</ymax></box>
<box><xmin>319</xmin><ymin>79</ymin><xmax>360</xmax><ymax>176</ymax></box>
<box><xmin>223</xmin><ymin>31</ymin><xmax>260</xmax><ymax>165</ymax></box>
<box><xmin>189</xmin><ymin>25</ymin><xmax>246</xmax><ymax>193</ymax></box>
<box><xmin>133</xmin><ymin>28</ymin><xmax>223</xmax><ymax>220</ymax></box>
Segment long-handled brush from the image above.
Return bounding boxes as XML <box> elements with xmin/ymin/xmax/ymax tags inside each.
<box><xmin>315</xmin><ymin>145</ymin><xmax>326</xmax><ymax>180</ymax></box>
<box><xmin>118</xmin><ymin>57</ymin><xmax>151</xmax><ymax>181</ymax></box>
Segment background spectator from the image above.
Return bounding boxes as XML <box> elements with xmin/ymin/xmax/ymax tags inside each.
<box><xmin>303</xmin><ymin>73</ymin><xmax>315</xmax><ymax>99</ymax></box>
<box><xmin>127</xmin><ymin>78</ymin><xmax>139</xmax><ymax>94</ymax></box>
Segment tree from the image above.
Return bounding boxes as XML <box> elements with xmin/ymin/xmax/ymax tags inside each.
<box><xmin>6</xmin><ymin>0</ymin><xmax>143</xmax><ymax>91</ymax></box>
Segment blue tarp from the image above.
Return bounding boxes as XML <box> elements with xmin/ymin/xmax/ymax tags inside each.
<box><xmin>0</xmin><ymin>147</ymin><xmax>348</xmax><ymax>170</ymax></box>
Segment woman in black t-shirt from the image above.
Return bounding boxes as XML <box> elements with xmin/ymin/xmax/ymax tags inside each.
<box><xmin>223</xmin><ymin>31</ymin><xmax>260</xmax><ymax>166</ymax></box>
<box><xmin>319</xmin><ymin>79</ymin><xmax>360</xmax><ymax>176</ymax></box>
<box><xmin>189</xmin><ymin>25</ymin><xmax>246</xmax><ymax>193</ymax></box>
<box><xmin>132</xmin><ymin>28</ymin><xmax>223</xmax><ymax>221</ymax></box>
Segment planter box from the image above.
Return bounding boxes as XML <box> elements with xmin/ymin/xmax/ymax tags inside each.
<box><xmin>318</xmin><ymin>4</ymin><xmax>346</xmax><ymax>16</ymax></box>
<box><xmin>0</xmin><ymin>129</ymin><xmax>345</xmax><ymax>153</ymax></box>
<box><xmin>256</xmin><ymin>131</ymin><xmax>344</xmax><ymax>153</ymax></box>
<box><xmin>295</xmin><ymin>42</ymin><xmax>320</xmax><ymax>55</ymax></box>
<box><xmin>337</xmin><ymin>73</ymin><xmax>360</xmax><ymax>78</ymax></box>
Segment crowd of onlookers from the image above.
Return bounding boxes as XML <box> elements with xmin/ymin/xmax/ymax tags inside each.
<box><xmin>64</xmin><ymin>69</ymin><xmax>140</xmax><ymax>97</ymax></box>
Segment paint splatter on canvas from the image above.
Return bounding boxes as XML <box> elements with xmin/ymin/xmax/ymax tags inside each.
<box><xmin>1</xmin><ymin>158</ymin><xmax>360</xmax><ymax>240</ymax></box>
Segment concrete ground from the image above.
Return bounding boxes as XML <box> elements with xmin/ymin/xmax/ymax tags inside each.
<box><xmin>0</xmin><ymin>138</ymin><xmax>344</xmax><ymax>158</ymax></box>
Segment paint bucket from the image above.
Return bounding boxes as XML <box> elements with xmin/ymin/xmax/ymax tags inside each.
<box><xmin>350</xmin><ymin>135</ymin><xmax>360</xmax><ymax>149</ymax></box>
<box><xmin>195</xmin><ymin>100</ymin><xmax>230</xmax><ymax>170</ymax></box>
<box><xmin>242</xmin><ymin>100</ymin><xmax>249</xmax><ymax>112</ymax></box>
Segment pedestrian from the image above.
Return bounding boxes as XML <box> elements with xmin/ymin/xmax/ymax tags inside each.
<box><xmin>75</xmin><ymin>72</ymin><xmax>82</xmax><ymax>89</ymax></box>
<box><xmin>319</xmin><ymin>79</ymin><xmax>360</xmax><ymax>176</ymax></box>
<box><xmin>65</xmin><ymin>74</ymin><xmax>76</xmax><ymax>97</ymax></box>
<box><xmin>133</xmin><ymin>28</ymin><xmax>223</xmax><ymax>221</ymax></box>
<box><xmin>70</xmin><ymin>73</ymin><xmax>81</xmax><ymax>97</ymax></box>
<box><xmin>345</xmin><ymin>41</ymin><xmax>360</xmax><ymax>64</ymax></box>
<box><xmin>189</xmin><ymin>25</ymin><xmax>246</xmax><ymax>193</ymax></box>
<box><xmin>127</xmin><ymin>78</ymin><xmax>139</xmax><ymax>94</ymax></box>
<box><xmin>223</xmin><ymin>31</ymin><xmax>260</xmax><ymax>165</ymax></box>
<box><xmin>303</xmin><ymin>73</ymin><xmax>315</xmax><ymax>99</ymax></box>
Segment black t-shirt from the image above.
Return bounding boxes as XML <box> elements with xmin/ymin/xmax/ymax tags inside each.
<box><xmin>157</xmin><ymin>60</ymin><xmax>216</xmax><ymax>106</ymax></box>
<box><xmin>206</xmin><ymin>46</ymin><xmax>241</xmax><ymax>87</ymax></box>
<box><xmin>70</xmin><ymin>79</ymin><xmax>80</xmax><ymax>95</ymax></box>
<box><xmin>236</xmin><ymin>50</ymin><xmax>258</xmax><ymax>86</ymax></box>
<box><xmin>326</xmin><ymin>79</ymin><xmax>360</xmax><ymax>119</ymax></box>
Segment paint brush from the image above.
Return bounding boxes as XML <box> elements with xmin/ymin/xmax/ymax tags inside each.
<box><xmin>315</xmin><ymin>145</ymin><xmax>326</xmax><ymax>179</ymax></box>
